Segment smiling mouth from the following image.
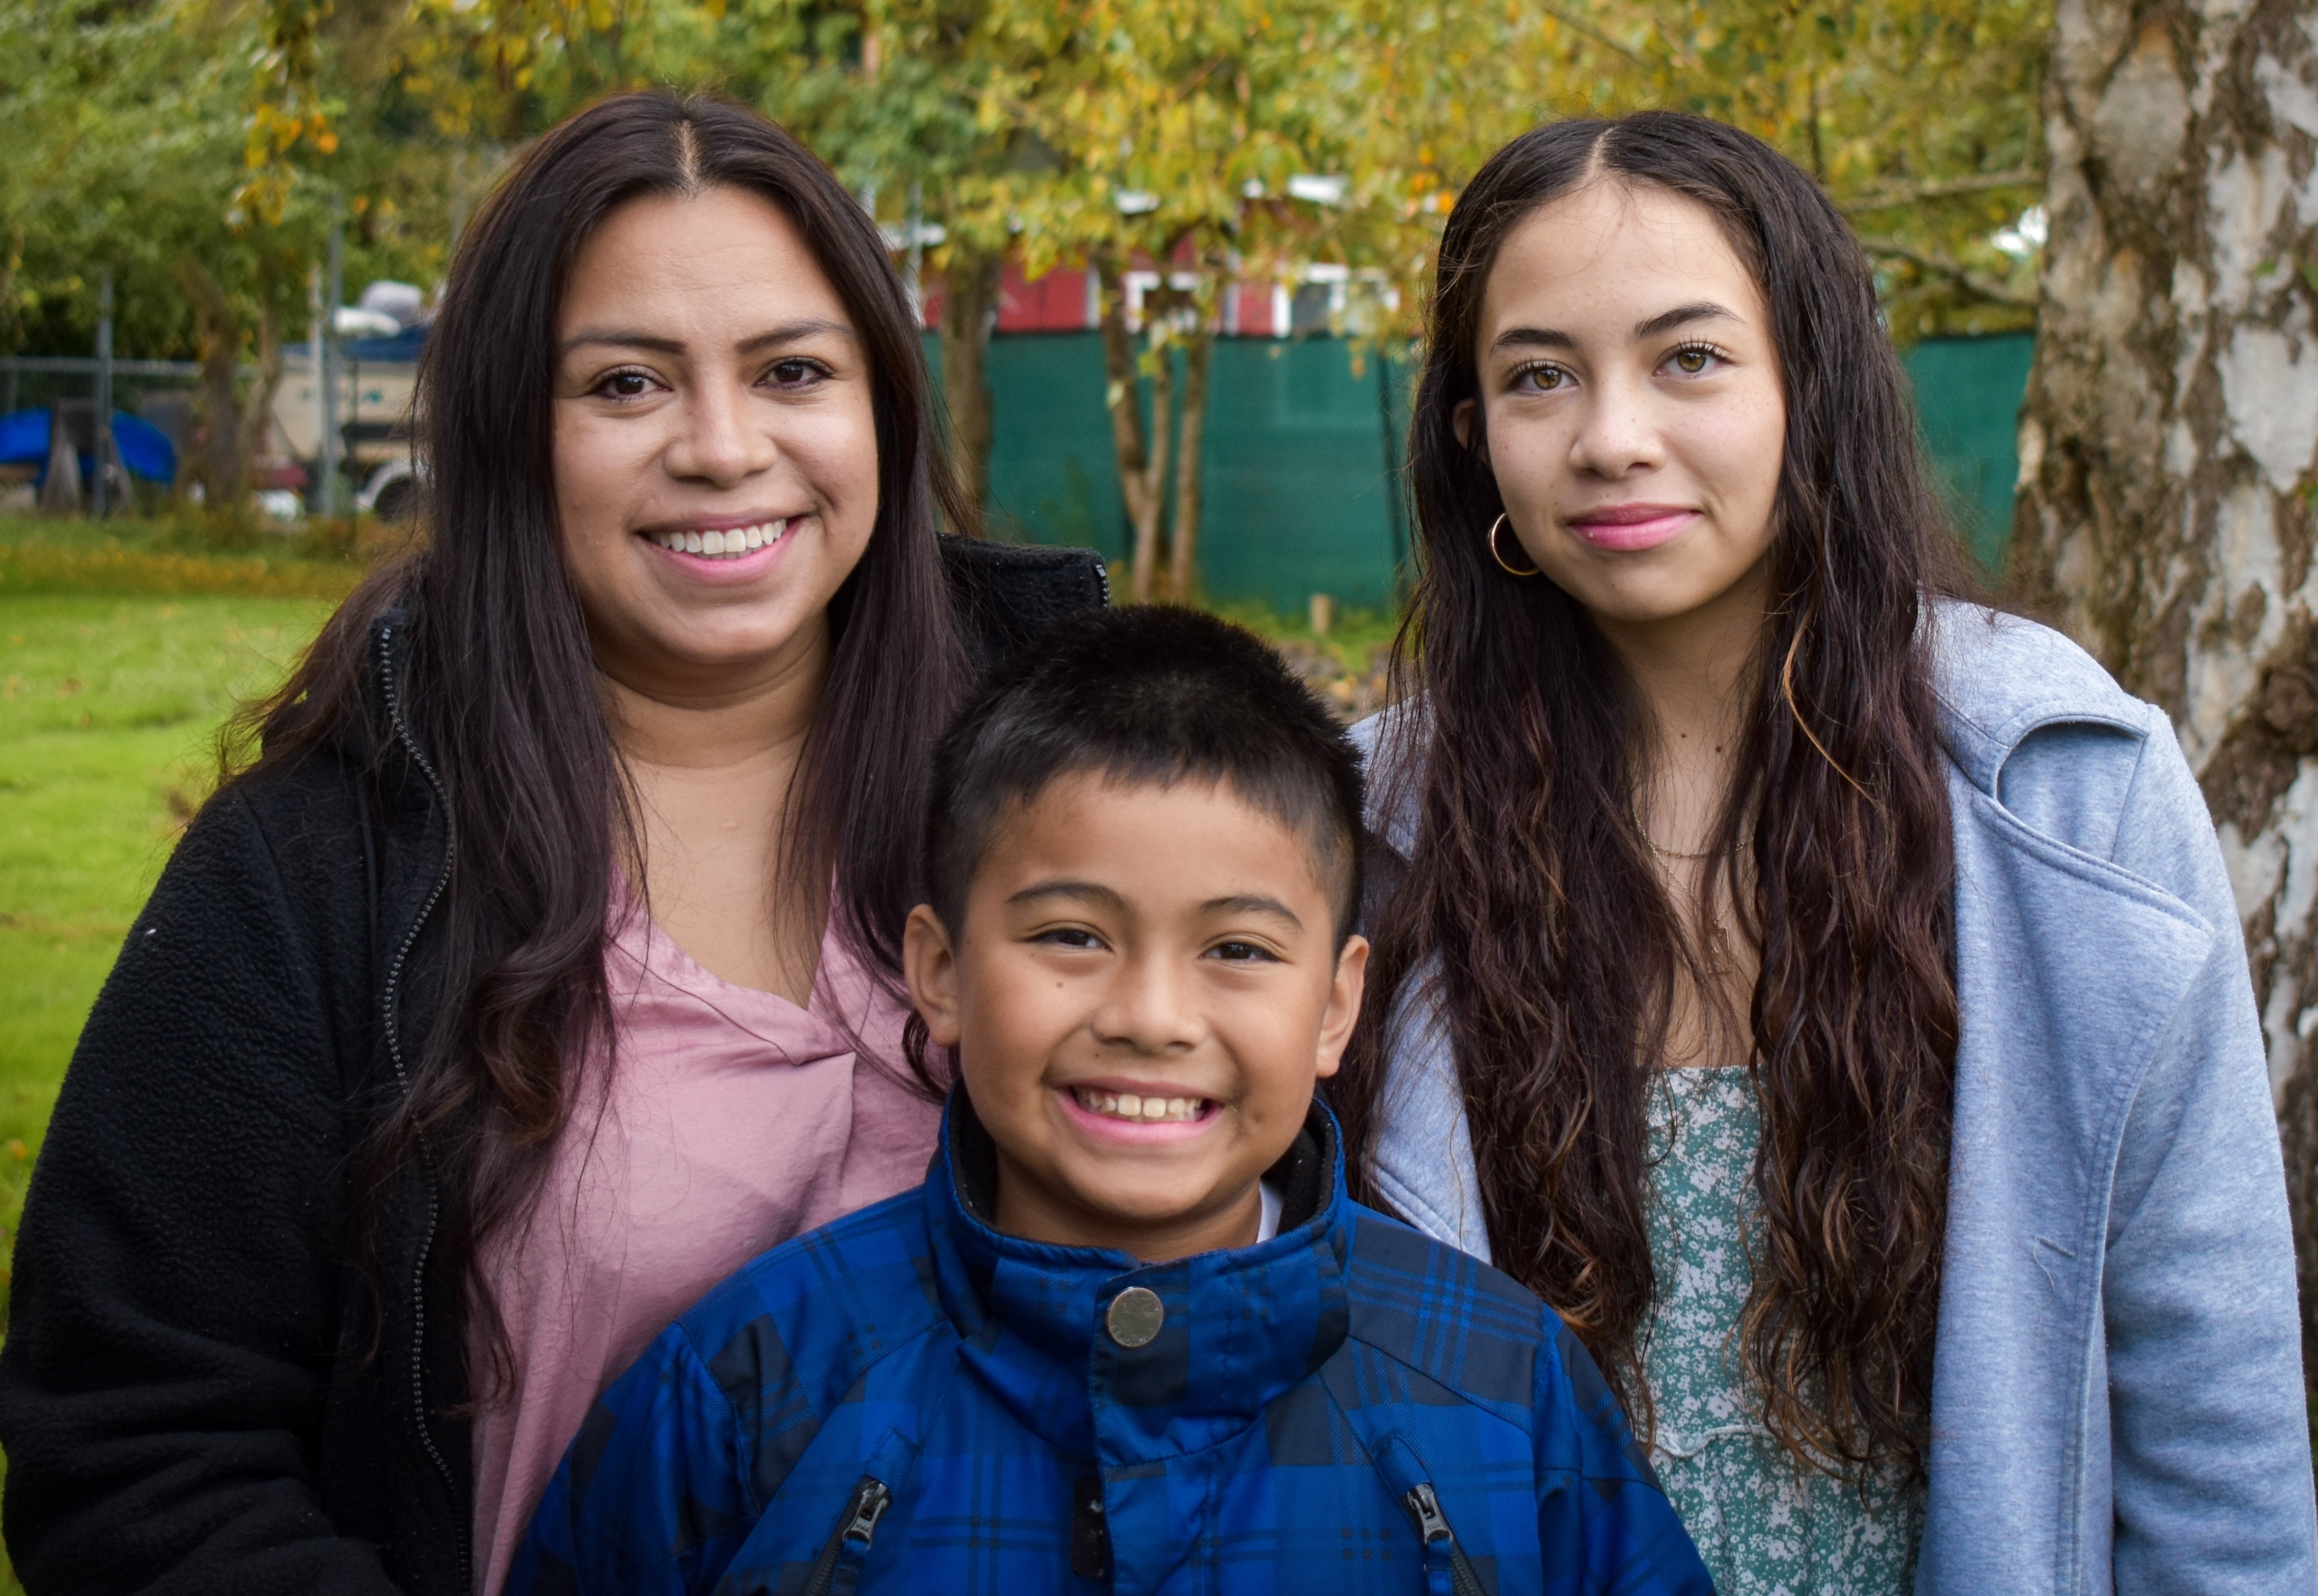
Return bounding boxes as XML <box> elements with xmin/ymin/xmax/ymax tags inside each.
<box><xmin>1567</xmin><ymin>506</ymin><xmax>1697</xmax><ymax>551</ymax></box>
<box><xmin>1069</xmin><ymin>1086</ymin><xmax>1213</xmax><ymax>1124</ymax></box>
<box><xmin>644</xmin><ymin>519</ymin><xmax>789</xmax><ymax>559</ymax></box>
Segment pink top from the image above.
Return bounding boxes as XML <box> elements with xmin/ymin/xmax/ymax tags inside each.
<box><xmin>468</xmin><ymin>903</ymin><xmax>941</xmax><ymax>1594</ymax></box>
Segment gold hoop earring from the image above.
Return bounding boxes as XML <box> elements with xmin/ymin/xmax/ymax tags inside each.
<box><xmin>1488</xmin><ymin>513</ymin><xmax>1539</xmax><ymax>578</ymax></box>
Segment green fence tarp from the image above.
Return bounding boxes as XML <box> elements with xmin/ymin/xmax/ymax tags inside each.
<box><xmin>1906</xmin><ymin>334</ymin><xmax>2035</xmax><ymax>575</ymax></box>
<box><xmin>936</xmin><ymin>330</ymin><xmax>2032</xmax><ymax>611</ymax></box>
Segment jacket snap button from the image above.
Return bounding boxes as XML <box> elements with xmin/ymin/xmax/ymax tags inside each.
<box><xmin>1106</xmin><ymin>1286</ymin><xmax>1164</xmax><ymax>1348</ymax></box>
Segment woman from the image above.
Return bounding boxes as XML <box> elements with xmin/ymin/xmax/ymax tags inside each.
<box><xmin>1337</xmin><ymin>112</ymin><xmax>2315</xmax><ymax>1592</ymax></box>
<box><xmin>0</xmin><ymin>93</ymin><xmax>1099</xmax><ymax>1596</ymax></box>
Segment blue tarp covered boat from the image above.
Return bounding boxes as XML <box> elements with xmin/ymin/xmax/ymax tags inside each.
<box><xmin>0</xmin><ymin>408</ymin><xmax>178</xmax><ymax>484</ymax></box>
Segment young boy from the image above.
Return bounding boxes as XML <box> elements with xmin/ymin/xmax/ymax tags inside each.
<box><xmin>509</xmin><ymin>607</ymin><xmax>1710</xmax><ymax>1595</ymax></box>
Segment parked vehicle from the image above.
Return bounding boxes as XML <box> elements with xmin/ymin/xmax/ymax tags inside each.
<box><xmin>265</xmin><ymin>282</ymin><xmax>427</xmax><ymax>513</ymax></box>
<box><xmin>356</xmin><ymin>457</ymin><xmax>420</xmax><ymax>521</ymax></box>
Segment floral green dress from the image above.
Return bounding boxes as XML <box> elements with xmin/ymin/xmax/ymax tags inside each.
<box><xmin>1643</xmin><ymin>1066</ymin><xmax>1923</xmax><ymax>1594</ymax></box>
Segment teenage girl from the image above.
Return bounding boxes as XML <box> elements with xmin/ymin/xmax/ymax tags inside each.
<box><xmin>1337</xmin><ymin>111</ymin><xmax>2315</xmax><ymax>1593</ymax></box>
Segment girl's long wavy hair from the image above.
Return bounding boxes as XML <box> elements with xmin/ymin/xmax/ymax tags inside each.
<box><xmin>225</xmin><ymin>91</ymin><xmax>972</xmax><ymax>1397</ymax></box>
<box><xmin>1336</xmin><ymin>112</ymin><xmax>1963</xmax><ymax>1479</ymax></box>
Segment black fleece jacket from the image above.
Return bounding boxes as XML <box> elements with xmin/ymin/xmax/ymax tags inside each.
<box><xmin>0</xmin><ymin>540</ymin><xmax>1105</xmax><ymax>1596</ymax></box>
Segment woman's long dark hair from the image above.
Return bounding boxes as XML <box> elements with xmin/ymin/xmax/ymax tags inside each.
<box><xmin>227</xmin><ymin>91</ymin><xmax>973</xmax><ymax>1395</ymax></box>
<box><xmin>1337</xmin><ymin>112</ymin><xmax>1962</xmax><ymax>1480</ymax></box>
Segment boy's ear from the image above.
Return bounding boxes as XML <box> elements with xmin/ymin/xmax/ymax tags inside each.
<box><xmin>903</xmin><ymin>904</ymin><xmax>964</xmax><ymax>1048</ymax></box>
<box><xmin>1311</xmin><ymin>933</ymin><xmax>1371</xmax><ymax>1081</ymax></box>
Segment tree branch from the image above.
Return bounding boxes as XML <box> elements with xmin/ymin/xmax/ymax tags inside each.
<box><xmin>1534</xmin><ymin>5</ymin><xmax>1652</xmax><ymax>68</ymax></box>
<box><xmin>1855</xmin><ymin>234</ymin><xmax>2038</xmax><ymax>309</ymax></box>
<box><xmin>1839</xmin><ymin>169</ymin><xmax>2041</xmax><ymax>211</ymax></box>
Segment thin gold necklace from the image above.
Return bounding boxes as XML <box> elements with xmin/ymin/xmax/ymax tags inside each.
<box><xmin>1645</xmin><ymin>836</ymin><xmax>1751</xmax><ymax>976</ymax></box>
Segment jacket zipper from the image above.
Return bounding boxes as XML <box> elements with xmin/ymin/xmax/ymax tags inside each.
<box><xmin>375</xmin><ymin>619</ymin><xmax>468</xmax><ymax>1591</ymax></box>
<box><xmin>800</xmin><ymin>1477</ymin><xmax>893</xmax><ymax>1596</ymax></box>
<box><xmin>1401</xmin><ymin>1482</ymin><xmax>1488</xmax><ymax>1596</ymax></box>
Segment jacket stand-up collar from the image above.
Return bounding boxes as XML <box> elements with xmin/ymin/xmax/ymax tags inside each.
<box><xmin>921</xmin><ymin>1094</ymin><xmax>1352</xmax><ymax>1467</ymax></box>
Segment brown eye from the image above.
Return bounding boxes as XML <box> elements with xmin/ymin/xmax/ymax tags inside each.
<box><xmin>1671</xmin><ymin>347</ymin><xmax>1712</xmax><ymax>375</ymax></box>
<box><xmin>767</xmin><ymin>358</ymin><xmax>823</xmax><ymax>387</ymax></box>
<box><xmin>599</xmin><ymin>370</ymin><xmax>654</xmax><ymax>398</ymax></box>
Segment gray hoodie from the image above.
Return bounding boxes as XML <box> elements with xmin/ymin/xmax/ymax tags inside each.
<box><xmin>1352</xmin><ymin>602</ymin><xmax>2317</xmax><ymax>1595</ymax></box>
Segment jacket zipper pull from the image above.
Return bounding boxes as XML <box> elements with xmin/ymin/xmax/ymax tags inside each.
<box><xmin>802</xmin><ymin>1477</ymin><xmax>893</xmax><ymax>1596</ymax></box>
<box><xmin>1401</xmin><ymin>1483</ymin><xmax>1485</xmax><ymax>1596</ymax></box>
<box><xmin>839</xmin><ymin>1478</ymin><xmax>893</xmax><ymax>1544</ymax></box>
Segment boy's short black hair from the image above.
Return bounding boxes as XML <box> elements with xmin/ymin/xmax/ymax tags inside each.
<box><xmin>925</xmin><ymin>606</ymin><xmax>1366</xmax><ymax>945</ymax></box>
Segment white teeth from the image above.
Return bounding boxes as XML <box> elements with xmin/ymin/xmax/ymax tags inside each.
<box><xmin>1071</xmin><ymin>1086</ymin><xmax>1206</xmax><ymax>1123</ymax></box>
<box><xmin>649</xmin><ymin>520</ymin><xmax>793</xmax><ymax>560</ymax></box>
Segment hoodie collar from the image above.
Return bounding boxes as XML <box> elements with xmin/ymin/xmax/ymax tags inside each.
<box><xmin>921</xmin><ymin>1094</ymin><xmax>1352</xmax><ymax>1465</ymax></box>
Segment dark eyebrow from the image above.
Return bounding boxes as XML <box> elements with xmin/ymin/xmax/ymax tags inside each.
<box><xmin>559</xmin><ymin>317</ymin><xmax>858</xmax><ymax>358</ymax></box>
<box><xmin>1489</xmin><ymin>325</ymin><xmax>1576</xmax><ymax>355</ymax></box>
<box><xmin>1005</xmin><ymin>883</ymin><xmax>1304</xmax><ymax>929</ymax></box>
<box><xmin>1633</xmin><ymin>301</ymin><xmax>1739</xmax><ymax>339</ymax></box>
<box><xmin>738</xmin><ymin>318</ymin><xmax>857</xmax><ymax>352</ymax></box>
<box><xmin>1007</xmin><ymin>879</ymin><xmax>1127</xmax><ymax>913</ymax></box>
<box><xmin>1202</xmin><ymin>893</ymin><xmax>1304</xmax><ymax>928</ymax></box>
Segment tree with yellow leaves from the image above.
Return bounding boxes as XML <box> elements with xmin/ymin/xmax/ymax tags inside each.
<box><xmin>971</xmin><ymin>0</ymin><xmax>1385</xmax><ymax>599</ymax></box>
<box><xmin>1315</xmin><ymin>0</ymin><xmax>2048</xmax><ymax>348</ymax></box>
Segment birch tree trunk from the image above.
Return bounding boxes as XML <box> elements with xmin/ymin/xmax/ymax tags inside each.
<box><xmin>2011</xmin><ymin>0</ymin><xmax>2318</xmax><ymax>1382</ymax></box>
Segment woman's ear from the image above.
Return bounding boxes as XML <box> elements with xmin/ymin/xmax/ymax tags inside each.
<box><xmin>903</xmin><ymin>904</ymin><xmax>963</xmax><ymax>1047</ymax></box>
<box><xmin>1452</xmin><ymin>397</ymin><xmax>1478</xmax><ymax>453</ymax></box>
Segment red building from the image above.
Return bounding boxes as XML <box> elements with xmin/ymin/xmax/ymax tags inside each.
<box><xmin>918</xmin><ymin>258</ymin><xmax>1307</xmax><ymax>338</ymax></box>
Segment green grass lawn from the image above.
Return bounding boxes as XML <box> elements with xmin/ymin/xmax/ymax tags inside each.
<box><xmin>0</xmin><ymin>590</ymin><xmax>331</xmax><ymax>1594</ymax></box>
<box><xmin>0</xmin><ymin>593</ymin><xmax>333</xmax><ymax>1264</ymax></box>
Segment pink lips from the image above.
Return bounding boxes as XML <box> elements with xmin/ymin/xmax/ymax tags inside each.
<box><xmin>1566</xmin><ymin>502</ymin><xmax>1699</xmax><ymax>552</ymax></box>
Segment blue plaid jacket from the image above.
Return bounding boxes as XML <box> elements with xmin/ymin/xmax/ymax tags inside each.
<box><xmin>509</xmin><ymin>1100</ymin><xmax>1710</xmax><ymax>1596</ymax></box>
